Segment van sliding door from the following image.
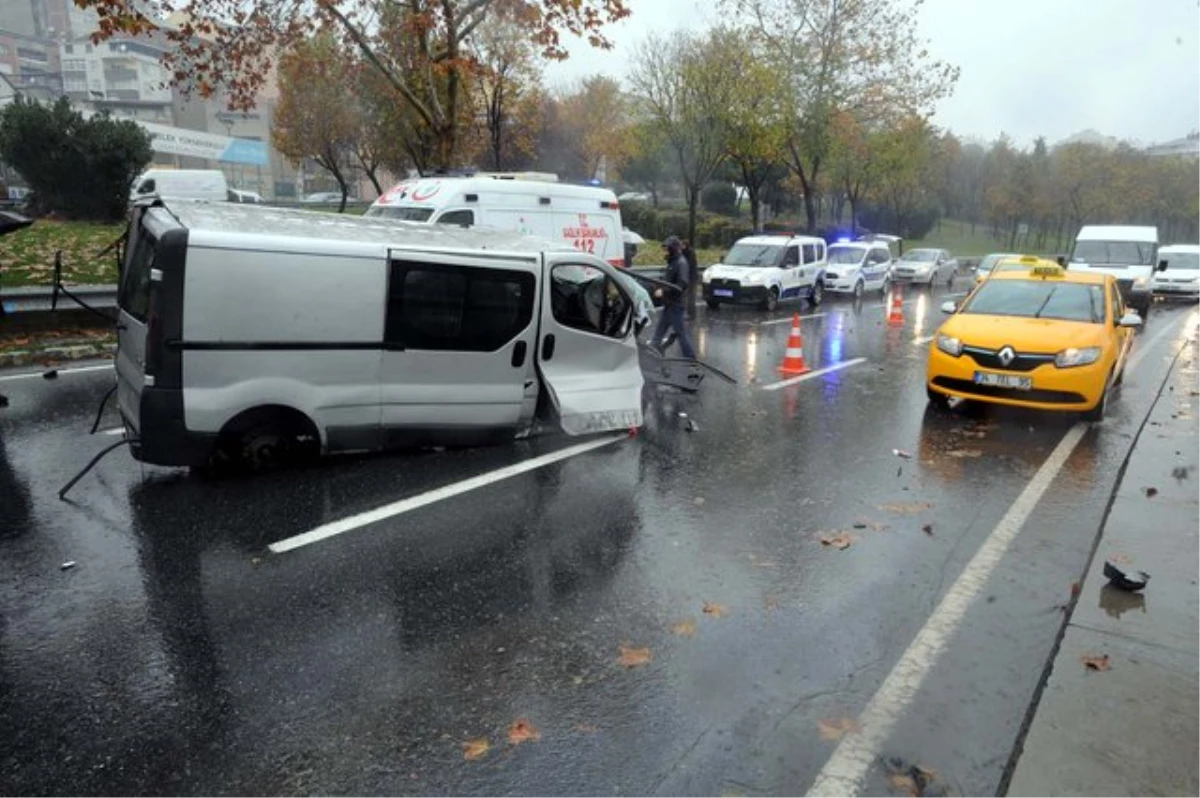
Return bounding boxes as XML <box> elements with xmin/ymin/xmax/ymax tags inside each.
<box><xmin>380</xmin><ymin>249</ymin><xmax>540</xmax><ymax>446</ymax></box>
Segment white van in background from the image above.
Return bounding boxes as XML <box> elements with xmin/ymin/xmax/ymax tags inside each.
<box><xmin>1068</xmin><ymin>225</ymin><xmax>1159</xmax><ymax>319</ymax></box>
<box><xmin>366</xmin><ymin>174</ymin><xmax>626</xmax><ymax>268</ymax></box>
<box><xmin>131</xmin><ymin>169</ymin><xmax>229</xmax><ymax>203</ymax></box>
<box><xmin>114</xmin><ymin>198</ymin><xmax>645</xmax><ymax>470</ymax></box>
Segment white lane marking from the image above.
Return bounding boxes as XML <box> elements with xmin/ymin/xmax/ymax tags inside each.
<box><xmin>806</xmin><ymin>311</ymin><xmax>1191</xmax><ymax>797</ymax></box>
<box><xmin>945</xmin><ymin>291</ymin><xmax>969</xmax><ymax>298</ymax></box>
<box><xmin>269</xmin><ymin>434</ymin><xmax>627</xmax><ymax>554</ymax></box>
<box><xmin>913</xmin><ymin>335</ymin><xmax>935</xmax><ymax>346</ymax></box>
<box><xmin>0</xmin><ymin>363</ymin><xmax>113</xmax><ymax>383</ymax></box>
<box><xmin>760</xmin><ymin>357</ymin><xmax>867</xmax><ymax>391</ymax></box>
<box><xmin>757</xmin><ymin>312</ymin><xmax>827</xmax><ymax>326</ymax></box>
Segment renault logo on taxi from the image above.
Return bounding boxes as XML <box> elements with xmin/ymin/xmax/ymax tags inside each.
<box><xmin>998</xmin><ymin>346</ymin><xmax>1016</xmax><ymax>367</ymax></box>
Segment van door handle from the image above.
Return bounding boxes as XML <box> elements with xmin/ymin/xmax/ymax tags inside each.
<box><xmin>541</xmin><ymin>334</ymin><xmax>556</xmax><ymax>361</ymax></box>
<box><xmin>512</xmin><ymin>340</ymin><xmax>527</xmax><ymax>368</ymax></box>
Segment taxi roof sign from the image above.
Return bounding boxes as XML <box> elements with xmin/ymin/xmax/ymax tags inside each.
<box><xmin>1019</xmin><ymin>255</ymin><xmax>1039</xmax><ymax>264</ymax></box>
<box><xmin>1031</xmin><ymin>263</ymin><xmax>1066</xmax><ymax>278</ymax></box>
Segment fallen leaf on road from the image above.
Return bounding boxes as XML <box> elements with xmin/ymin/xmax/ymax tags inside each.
<box><xmin>880</xmin><ymin>502</ymin><xmax>933</xmax><ymax>515</ymax></box>
<box><xmin>672</xmin><ymin>619</ymin><xmax>697</xmax><ymax>637</ymax></box>
<box><xmin>947</xmin><ymin>448</ymin><xmax>983</xmax><ymax>458</ymax></box>
<box><xmin>574</xmin><ymin>723</ymin><xmax>597</xmax><ymax>734</ymax></box>
<box><xmin>702</xmin><ymin>602</ymin><xmax>728</xmax><ymax>618</ymax></box>
<box><xmin>921</xmin><ymin>524</ymin><xmax>933</xmax><ymax>536</ymax></box>
<box><xmin>462</xmin><ymin>738</ymin><xmax>490</xmax><ymax>761</ymax></box>
<box><xmin>1070</xmin><ymin>581</ymin><xmax>1081</xmax><ymax>597</ymax></box>
<box><xmin>818</xmin><ymin>531</ymin><xmax>855</xmax><ymax>550</ymax></box>
<box><xmin>617</xmin><ymin>645</ymin><xmax>652</xmax><ymax>668</ymax></box>
<box><xmin>508</xmin><ymin>719</ymin><xmax>541</xmax><ymax>745</ymax></box>
<box><xmin>893</xmin><ymin>449</ymin><xmax>913</xmax><ymax>459</ymax></box>
<box><xmin>1082</xmin><ymin>654</ymin><xmax>1111</xmax><ymax>671</ymax></box>
<box><xmin>817</xmin><ymin>717</ymin><xmax>861</xmax><ymax>741</ymax></box>
<box><xmin>1144</xmin><ymin>486</ymin><xmax>1159</xmax><ymax>498</ymax></box>
<box><xmin>1108</xmin><ymin>553</ymin><xmax>1133</xmax><ymax>565</ymax></box>
<box><xmin>887</xmin><ymin>772</ymin><xmax>919</xmax><ymax>796</ymax></box>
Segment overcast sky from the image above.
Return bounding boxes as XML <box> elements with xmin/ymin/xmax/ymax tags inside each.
<box><xmin>551</xmin><ymin>0</ymin><xmax>1200</xmax><ymax>148</ymax></box>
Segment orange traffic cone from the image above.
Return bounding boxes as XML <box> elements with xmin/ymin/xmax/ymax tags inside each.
<box><xmin>887</xmin><ymin>284</ymin><xmax>905</xmax><ymax>325</ymax></box>
<box><xmin>778</xmin><ymin>313</ymin><xmax>811</xmax><ymax>375</ymax></box>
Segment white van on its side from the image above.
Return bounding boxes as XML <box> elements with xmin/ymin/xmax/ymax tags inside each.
<box><xmin>115</xmin><ymin>199</ymin><xmax>645</xmax><ymax>469</ymax></box>
<box><xmin>131</xmin><ymin>169</ymin><xmax>229</xmax><ymax>203</ymax></box>
<box><xmin>365</xmin><ymin>175</ymin><xmax>626</xmax><ymax>269</ymax></box>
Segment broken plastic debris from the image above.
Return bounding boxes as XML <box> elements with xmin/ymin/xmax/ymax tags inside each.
<box><xmin>42</xmin><ymin>369</ymin><xmax>58</xmax><ymax>380</ymax></box>
<box><xmin>1103</xmin><ymin>560</ymin><xmax>1150</xmax><ymax>592</ymax></box>
<box><xmin>60</xmin><ymin>561</ymin><xmax>76</xmax><ymax>571</ymax></box>
<box><xmin>677</xmin><ymin>411</ymin><xmax>688</xmax><ymax>418</ymax></box>
<box><xmin>892</xmin><ymin>448</ymin><xmax>913</xmax><ymax>459</ymax></box>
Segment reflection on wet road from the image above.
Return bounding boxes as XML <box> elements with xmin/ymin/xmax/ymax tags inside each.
<box><xmin>1</xmin><ymin>285</ymin><xmax>1196</xmax><ymax>796</ymax></box>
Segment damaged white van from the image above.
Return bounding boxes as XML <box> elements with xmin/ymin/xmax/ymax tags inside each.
<box><xmin>115</xmin><ymin>199</ymin><xmax>644</xmax><ymax>469</ymax></box>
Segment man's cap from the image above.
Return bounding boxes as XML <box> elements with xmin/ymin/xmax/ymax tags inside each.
<box><xmin>662</xmin><ymin>235</ymin><xmax>681</xmax><ymax>248</ymax></box>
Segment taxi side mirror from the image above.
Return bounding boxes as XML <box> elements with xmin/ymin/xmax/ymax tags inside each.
<box><xmin>1119</xmin><ymin>312</ymin><xmax>1143</xmax><ymax>328</ymax></box>
<box><xmin>940</xmin><ymin>300</ymin><xmax>958</xmax><ymax>314</ymax></box>
<box><xmin>1055</xmin><ymin>256</ymin><xmax>1067</xmax><ymax>267</ymax></box>
<box><xmin>1157</xmin><ymin>259</ymin><xmax>1169</xmax><ymax>272</ymax></box>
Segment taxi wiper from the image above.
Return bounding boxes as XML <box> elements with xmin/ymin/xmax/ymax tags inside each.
<box><xmin>1032</xmin><ymin>288</ymin><xmax>1056</xmax><ymax>319</ymax></box>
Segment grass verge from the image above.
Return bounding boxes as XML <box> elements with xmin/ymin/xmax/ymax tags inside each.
<box><xmin>0</xmin><ymin>220</ymin><xmax>125</xmax><ymax>287</ymax></box>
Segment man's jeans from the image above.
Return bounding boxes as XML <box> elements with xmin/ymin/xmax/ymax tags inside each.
<box><xmin>653</xmin><ymin>304</ymin><xmax>696</xmax><ymax>359</ymax></box>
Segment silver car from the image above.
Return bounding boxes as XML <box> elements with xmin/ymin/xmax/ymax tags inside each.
<box><xmin>891</xmin><ymin>248</ymin><xmax>958</xmax><ymax>287</ymax></box>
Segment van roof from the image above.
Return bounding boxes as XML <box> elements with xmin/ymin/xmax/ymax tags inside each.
<box><xmin>157</xmin><ymin>199</ymin><xmax>574</xmax><ymax>257</ymax></box>
<box><xmin>373</xmin><ymin>176</ymin><xmax>618</xmax><ymax>208</ymax></box>
<box><xmin>737</xmin><ymin>233</ymin><xmax>826</xmax><ymax>246</ymax></box>
<box><xmin>1076</xmin><ymin>225</ymin><xmax>1158</xmax><ymax>242</ymax></box>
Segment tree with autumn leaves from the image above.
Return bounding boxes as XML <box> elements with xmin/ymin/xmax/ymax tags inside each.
<box><xmin>77</xmin><ymin>0</ymin><xmax>629</xmax><ymax>171</ymax></box>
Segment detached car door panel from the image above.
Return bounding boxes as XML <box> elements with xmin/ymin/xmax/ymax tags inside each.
<box><xmin>538</xmin><ymin>256</ymin><xmax>644</xmax><ymax>435</ymax></box>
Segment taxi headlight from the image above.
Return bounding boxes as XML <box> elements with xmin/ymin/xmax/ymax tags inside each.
<box><xmin>936</xmin><ymin>334</ymin><xmax>963</xmax><ymax>357</ymax></box>
<box><xmin>1055</xmin><ymin>346</ymin><xmax>1102</xmax><ymax>368</ymax></box>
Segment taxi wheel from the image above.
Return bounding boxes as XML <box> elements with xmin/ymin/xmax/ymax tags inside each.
<box><xmin>926</xmin><ymin>386</ymin><xmax>952</xmax><ymax>411</ymax></box>
<box><xmin>1082</xmin><ymin>375</ymin><xmax>1112</xmax><ymax>422</ymax></box>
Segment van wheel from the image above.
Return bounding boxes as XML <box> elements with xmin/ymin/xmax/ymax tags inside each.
<box><xmin>808</xmin><ymin>281</ymin><xmax>824</xmax><ymax>307</ymax></box>
<box><xmin>853</xmin><ymin>279</ymin><xmax>864</xmax><ymax>299</ymax></box>
<box><xmin>707</xmin><ymin>299</ymin><xmax>721</xmax><ymax>310</ymax></box>
<box><xmin>215</xmin><ymin>407</ymin><xmax>320</xmax><ymax>473</ymax></box>
<box><xmin>761</xmin><ymin>287</ymin><xmax>779</xmax><ymax>312</ymax></box>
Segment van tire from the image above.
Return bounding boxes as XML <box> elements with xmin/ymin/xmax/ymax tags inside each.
<box><xmin>707</xmin><ymin>299</ymin><xmax>721</xmax><ymax>310</ymax></box>
<box><xmin>808</xmin><ymin>281</ymin><xmax>824</xmax><ymax>307</ymax></box>
<box><xmin>214</xmin><ymin>406</ymin><xmax>320</xmax><ymax>473</ymax></box>
<box><xmin>762</xmin><ymin>287</ymin><xmax>779</xmax><ymax>312</ymax></box>
<box><xmin>853</xmin><ymin>279</ymin><xmax>864</xmax><ymax>299</ymax></box>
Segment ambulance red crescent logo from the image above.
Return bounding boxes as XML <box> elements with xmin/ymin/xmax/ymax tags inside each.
<box><xmin>411</xmin><ymin>182</ymin><xmax>442</xmax><ymax>202</ymax></box>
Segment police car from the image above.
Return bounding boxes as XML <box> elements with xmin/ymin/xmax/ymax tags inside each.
<box><xmin>823</xmin><ymin>239</ymin><xmax>895</xmax><ymax>297</ymax></box>
<box><xmin>701</xmin><ymin>233</ymin><xmax>827</xmax><ymax>311</ymax></box>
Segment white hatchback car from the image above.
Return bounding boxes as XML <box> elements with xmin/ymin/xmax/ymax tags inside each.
<box><xmin>824</xmin><ymin>240</ymin><xmax>895</xmax><ymax>297</ymax></box>
<box><xmin>701</xmin><ymin>234</ymin><xmax>828</xmax><ymax>311</ymax></box>
<box><xmin>1152</xmin><ymin>244</ymin><xmax>1200</xmax><ymax>300</ymax></box>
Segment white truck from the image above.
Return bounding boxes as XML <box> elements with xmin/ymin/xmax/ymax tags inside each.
<box><xmin>115</xmin><ymin>199</ymin><xmax>645</xmax><ymax>470</ymax></box>
<box><xmin>1068</xmin><ymin>225</ymin><xmax>1160</xmax><ymax>319</ymax></box>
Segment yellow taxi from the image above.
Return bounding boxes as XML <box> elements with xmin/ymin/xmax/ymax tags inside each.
<box><xmin>927</xmin><ymin>257</ymin><xmax>1140</xmax><ymax>420</ymax></box>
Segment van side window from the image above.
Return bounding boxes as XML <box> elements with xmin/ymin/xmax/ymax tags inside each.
<box><xmin>782</xmin><ymin>247</ymin><xmax>800</xmax><ymax>266</ymax></box>
<box><xmin>802</xmin><ymin>244</ymin><xmax>817</xmax><ymax>264</ymax></box>
<box><xmin>117</xmin><ymin>227</ymin><xmax>156</xmax><ymax>322</ymax></box>
<box><xmin>870</xmin><ymin>248</ymin><xmax>890</xmax><ymax>264</ymax></box>
<box><xmin>386</xmin><ymin>261</ymin><xmax>535</xmax><ymax>352</ymax></box>
<box><xmin>549</xmin><ymin>264</ymin><xmax>633</xmax><ymax>339</ymax></box>
<box><xmin>436</xmin><ymin>210</ymin><xmax>474</xmax><ymax>227</ymax></box>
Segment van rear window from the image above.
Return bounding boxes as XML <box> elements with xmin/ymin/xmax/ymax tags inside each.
<box><xmin>118</xmin><ymin>226</ymin><xmax>157</xmax><ymax>322</ymax></box>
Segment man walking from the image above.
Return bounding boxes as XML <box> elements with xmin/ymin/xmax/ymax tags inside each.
<box><xmin>652</xmin><ymin>236</ymin><xmax>696</xmax><ymax>359</ymax></box>
<box><xmin>681</xmin><ymin>239</ymin><xmax>699</xmax><ymax>320</ymax></box>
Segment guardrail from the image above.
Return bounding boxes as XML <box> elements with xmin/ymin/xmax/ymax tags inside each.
<box><xmin>0</xmin><ymin>284</ymin><xmax>117</xmax><ymax>315</ymax></box>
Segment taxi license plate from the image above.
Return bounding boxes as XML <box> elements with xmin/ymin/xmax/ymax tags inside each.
<box><xmin>974</xmin><ymin>371</ymin><xmax>1032</xmax><ymax>390</ymax></box>
<box><xmin>713</xmin><ymin>289</ymin><xmax>734</xmax><ymax>297</ymax></box>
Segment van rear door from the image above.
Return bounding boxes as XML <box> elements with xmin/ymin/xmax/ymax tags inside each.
<box><xmin>537</xmin><ymin>254</ymin><xmax>644</xmax><ymax>435</ymax></box>
<box><xmin>115</xmin><ymin>208</ymin><xmax>159</xmax><ymax>434</ymax></box>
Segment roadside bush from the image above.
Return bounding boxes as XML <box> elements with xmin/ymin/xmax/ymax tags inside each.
<box><xmin>701</xmin><ymin>182</ymin><xmax>738</xmax><ymax>216</ymax></box>
<box><xmin>0</xmin><ymin>97</ymin><xmax>152</xmax><ymax>221</ymax></box>
<box><xmin>859</xmin><ymin>200</ymin><xmax>941</xmax><ymax>240</ymax></box>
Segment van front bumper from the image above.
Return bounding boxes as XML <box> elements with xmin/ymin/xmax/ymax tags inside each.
<box><xmin>128</xmin><ymin>387</ymin><xmax>217</xmax><ymax>467</ymax></box>
<box><xmin>703</xmin><ymin>282</ymin><xmax>770</xmax><ymax>304</ymax></box>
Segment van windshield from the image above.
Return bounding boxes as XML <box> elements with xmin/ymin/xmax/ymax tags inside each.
<box><xmin>364</xmin><ymin>206</ymin><xmax>435</xmax><ymax>222</ymax></box>
<box><xmin>1072</xmin><ymin>240</ymin><xmax>1155</xmax><ymax>266</ymax></box>
<box><xmin>724</xmin><ymin>243</ymin><xmax>784</xmax><ymax>267</ymax></box>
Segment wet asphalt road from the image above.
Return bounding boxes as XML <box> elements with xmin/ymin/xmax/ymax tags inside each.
<box><xmin>1</xmin><ymin>282</ymin><xmax>1197</xmax><ymax>796</ymax></box>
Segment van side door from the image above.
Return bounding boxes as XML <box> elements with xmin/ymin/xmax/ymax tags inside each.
<box><xmin>379</xmin><ymin>249</ymin><xmax>541</xmax><ymax>447</ymax></box>
<box><xmin>537</xmin><ymin>254</ymin><xmax>644</xmax><ymax>435</ymax></box>
<box><xmin>780</xmin><ymin>245</ymin><xmax>802</xmax><ymax>297</ymax></box>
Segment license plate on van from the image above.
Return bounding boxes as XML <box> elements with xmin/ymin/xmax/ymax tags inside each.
<box><xmin>974</xmin><ymin>371</ymin><xmax>1032</xmax><ymax>390</ymax></box>
<box><xmin>713</xmin><ymin>289</ymin><xmax>734</xmax><ymax>297</ymax></box>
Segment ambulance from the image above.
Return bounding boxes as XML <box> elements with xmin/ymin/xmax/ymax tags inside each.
<box><xmin>365</xmin><ymin>173</ymin><xmax>627</xmax><ymax>269</ymax></box>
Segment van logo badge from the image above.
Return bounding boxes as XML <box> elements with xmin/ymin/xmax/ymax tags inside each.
<box><xmin>998</xmin><ymin>346</ymin><xmax>1016</xmax><ymax>367</ymax></box>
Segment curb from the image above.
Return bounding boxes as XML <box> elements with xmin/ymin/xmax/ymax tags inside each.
<box><xmin>0</xmin><ymin>341</ymin><xmax>116</xmax><ymax>369</ymax></box>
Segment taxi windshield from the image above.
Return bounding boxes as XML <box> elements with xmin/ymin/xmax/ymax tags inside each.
<box><xmin>827</xmin><ymin>245</ymin><xmax>867</xmax><ymax>264</ymax></box>
<box><xmin>960</xmin><ymin>279</ymin><xmax>1105</xmax><ymax>324</ymax></box>
<box><xmin>724</xmin><ymin>243</ymin><xmax>784</xmax><ymax>267</ymax></box>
